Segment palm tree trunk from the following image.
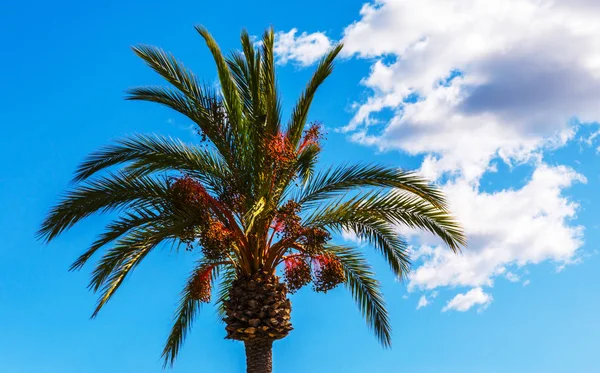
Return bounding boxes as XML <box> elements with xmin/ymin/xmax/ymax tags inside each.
<box><xmin>244</xmin><ymin>338</ymin><xmax>273</xmax><ymax>373</ymax></box>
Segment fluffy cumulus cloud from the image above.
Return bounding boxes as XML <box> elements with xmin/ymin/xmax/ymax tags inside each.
<box><xmin>275</xmin><ymin>0</ymin><xmax>597</xmax><ymax>311</ymax></box>
<box><xmin>274</xmin><ymin>28</ymin><xmax>332</xmax><ymax>66</ymax></box>
<box><xmin>340</xmin><ymin>0</ymin><xmax>600</xmax><ymax>180</ymax></box>
<box><xmin>442</xmin><ymin>287</ymin><xmax>493</xmax><ymax>312</ymax></box>
<box><xmin>407</xmin><ymin>165</ymin><xmax>586</xmax><ymax>293</ymax></box>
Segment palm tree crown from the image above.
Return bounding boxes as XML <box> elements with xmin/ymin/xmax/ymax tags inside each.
<box><xmin>38</xmin><ymin>26</ymin><xmax>465</xmax><ymax>371</ymax></box>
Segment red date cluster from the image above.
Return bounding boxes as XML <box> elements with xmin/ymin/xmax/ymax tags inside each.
<box><xmin>190</xmin><ymin>265</ymin><xmax>214</xmax><ymax>303</ymax></box>
<box><xmin>171</xmin><ymin>176</ymin><xmax>233</xmax><ymax>260</ymax></box>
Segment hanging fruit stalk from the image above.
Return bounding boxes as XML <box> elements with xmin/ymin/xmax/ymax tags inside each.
<box><xmin>283</xmin><ymin>257</ymin><xmax>312</xmax><ymax>293</ymax></box>
<box><xmin>200</xmin><ymin>217</ymin><xmax>234</xmax><ymax>260</ymax></box>
<box><xmin>298</xmin><ymin>122</ymin><xmax>324</xmax><ymax>152</ymax></box>
<box><xmin>170</xmin><ymin>176</ymin><xmax>235</xmax><ymax>260</ymax></box>
<box><xmin>190</xmin><ymin>266</ymin><xmax>214</xmax><ymax>303</ymax></box>
<box><xmin>312</xmin><ymin>255</ymin><xmax>346</xmax><ymax>293</ymax></box>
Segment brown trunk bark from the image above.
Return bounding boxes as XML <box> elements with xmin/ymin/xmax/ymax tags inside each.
<box><xmin>244</xmin><ymin>337</ymin><xmax>273</xmax><ymax>373</ymax></box>
<box><xmin>224</xmin><ymin>271</ymin><xmax>292</xmax><ymax>341</ymax></box>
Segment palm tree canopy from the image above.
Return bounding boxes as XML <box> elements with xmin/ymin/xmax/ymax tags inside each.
<box><xmin>38</xmin><ymin>27</ymin><xmax>466</xmax><ymax>366</ymax></box>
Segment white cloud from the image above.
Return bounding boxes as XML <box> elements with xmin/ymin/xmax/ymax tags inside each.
<box><xmin>341</xmin><ymin>229</ymin><xmax>363</xmax><ymax>246</ymax></box>
<box><xmin>505</xmin><ymin>272</ymin><xmax>520</xmax><ymax>283</ymax></box>
<box><xmin>442</xmin><ymin>287</ymin><xmax>493</xmax><ymax>312</ymax></box>
<box><xmin>416</xmin><ymin>295</ymin><xmax>429</xmax><ymax>309</ymax></box>
<box><xmin>523</xmin><ymin>280</ymin><xmax>531</xmax><ymax>287</ymax></box>
<box><xmin>408</xmin><ymin>164</ymin><xmax>586</xmax><ymax>292</ymax></box>
<box><xmin>341</xmin><ymin>0</ymin><xmax>600</xmax><ymax>180</ymax></box>
<box><xmin>274</xmin><ymin>28</ymin><xmax>332</xmax><ymax>66</ymax></box>
<box><xmin>416</xmin><ymin>291</ymin><xmax>438</xmax><ymax>309</ymax></box>
<box><xmin>583</xmin><ymin>126</ymin><xmax>600</xmax><ymax>153</ymax></box>
<box><xmin>581</xmin><ymin>127</ymin><xmax>600</xmax><ymax>147</ymax></box>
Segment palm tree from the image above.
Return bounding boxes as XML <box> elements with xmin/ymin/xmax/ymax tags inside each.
<box><xmin>38</xmin><ymin>26</ymin><xmax>465</xmax><ymax>373</ymax></box>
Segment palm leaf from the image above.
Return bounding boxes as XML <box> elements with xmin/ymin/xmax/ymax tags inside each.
<box><xmin>298</xmin><ymin>163</ymin><xmax>448</xmax><ymax>210</ymax></box>
<box><xmin>38</xmin><ymin>172</ymin><xmax>169</xmax><ymax>243</ymax></box>
<box><xmin>260</xmin><ymin>28</ymin><xmax>281</xmax><ymax>137</ymax></box>
<box><xmin>307</xmin><ymin>200</ymin><xmax>411</xmax><ymax>279</ymax></box>
<box><xmin>73</xmin><ymin>134</ymin><xmax>228</xmax><ymax>189</ymax></box>
<box><xmin>69</xmin><ymin>207</ymin><xmax>161</xmax><ymax>271</ymax></box>
<box><xmin>162</xmin><ymin>262</ymin><xmax>222</xmax><ymax>367</ymax></box>
<box><xmin>89</xmin><ymin>227</ymin><xmax>173</xmax><ymax>318</ymax></box>
<box><xmin>215</xmin><ymin>265</ymin><xmax>238</xmax><ymax>320</ymax></box>
<box><xmin>195</xmin><ymin>26</ymin><xmax>243</xmax><ymax>132</ymax></box>
<box><xmin>286</xmin><ymin>44</ymin><xmax>343</xmax><ymax>148</ymax></box>
<box><xmin>324</xmin><ymin>245</ymin><xmax>392</xmax><ymax>347</ymax></box>
<box><xmin>129</xmin><ymin>46</ymin><xmax>233</xmax><ymax>161</ymax></box>
<box><xmin>132</xmin><ymin>45</ymin><xmax>203</xmax><ymax>100</ymax></box>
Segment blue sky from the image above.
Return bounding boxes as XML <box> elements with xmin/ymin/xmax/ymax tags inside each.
<box><xmin>1</xmin><ymin>0</ymin><xmax>599</xmax><ymax>372</ymax></box>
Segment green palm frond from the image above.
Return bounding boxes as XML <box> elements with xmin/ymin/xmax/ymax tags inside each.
<box><xmin>38</xmin><ymin>172</ymin><xmax>169</xmax><ymax>243</ymax></box>
<box><xmin>215</xmin><ymin>265</ymin><xmax>238</xmax><ymax>320</ymax></box>
<box><xmin>195</xmin><ymin>26</ymin><xmax>242</xmax><ymax>130</ymax></box>
<box><xmin>305</xmin><ymin>187</ymin><xmax>465</xmax><ymax>277</ymax></box>
<box><xmin>307</xmin><ymin>201</ymin><xmax>411</xmax><ymax>279</ymax></box>
<box><xmin>308</xmin><ymin>189</ymin><xmax>465</xmax><ymax>252</ymax></box>
<box><xmin>125</xmin><ymin>86</ymin><xmax>225</xmax><ymax>143</ymax></box>
<box><xmin>295</xmin><ymin>143</ymin><xmax>321</xmax><ymax>185</ymax></box>
<box><xmin>224</xmin><ymin>49</ymin><xmax>262</xmax><ymax>196</ymax></box>
<box><xmin>126</xmin><ymin>86</ymin><xmax>198</xmax><ymax>121</ymax></box>
<box><xmin>132</xmin><ymin>45</ymin><xmax>203</xmax><ymax>101</ymax></box>
<box><xmin>162</xmin><ymin>262</ymin><xmax>223</xmax><ymax>367</ymax></box>
<box><xmin>73</xmin><ymin>134</ymin><xmax>228</xmax><ymax>188</ymax></box>
<box><xmin>128</xmin><ymin>48</ymin><xmax>234</xmax><ymax>162</ymax></box>
<box><xmin>162</xmin><ymin>270</ymin><xmax>201</xmax><ymax>367</ymax></box>
<box><xmin>88</xmin><ymin>211</ymin><xmax>205</xmax><ymax>319</ymax></box>
<box><xmin>286</xmin><ymin>44</ymin><xmax>343</xmax><ymax>148</ymax></box>
<box><xmin>298</xmin><ymin>164</ymin><xmax>448</xmax><ymax>210</ymax></box>
<box><xmin>260</xmin><ymin>28</ymin><xmax>281</xmax><ymax>138</ymax></box>
<box><xmin>358</xmin><ymin>191</ymin><xmax>466</xmax><ymax>251</ymax></box>
<box><xmin>344</xmin><ymin>220</ymin><xmax>410</xmax><ymax>279</ymax></box>
<box><xmin>226</xmin><ymin>50</ymin><xmax>253</xmax><ymax>116</ymax></box>
<box><xmin>69</xmin><ymin>207</ymin><xmax>161</xmax><ymax>271</ymax></box>
<box><xmin>324</xmin><ymin>245</ymin><xmax>392</xmax><ymax>347</ymax></box>
<box><xmin>240</xmin><ymin>30</ymin><xmax>262</xmax><ymax>119</ymax></box>
<box><xmin>89</xmin><ymin>226</ymin><xmax>176</xmax><ymax>318</ymax></box>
